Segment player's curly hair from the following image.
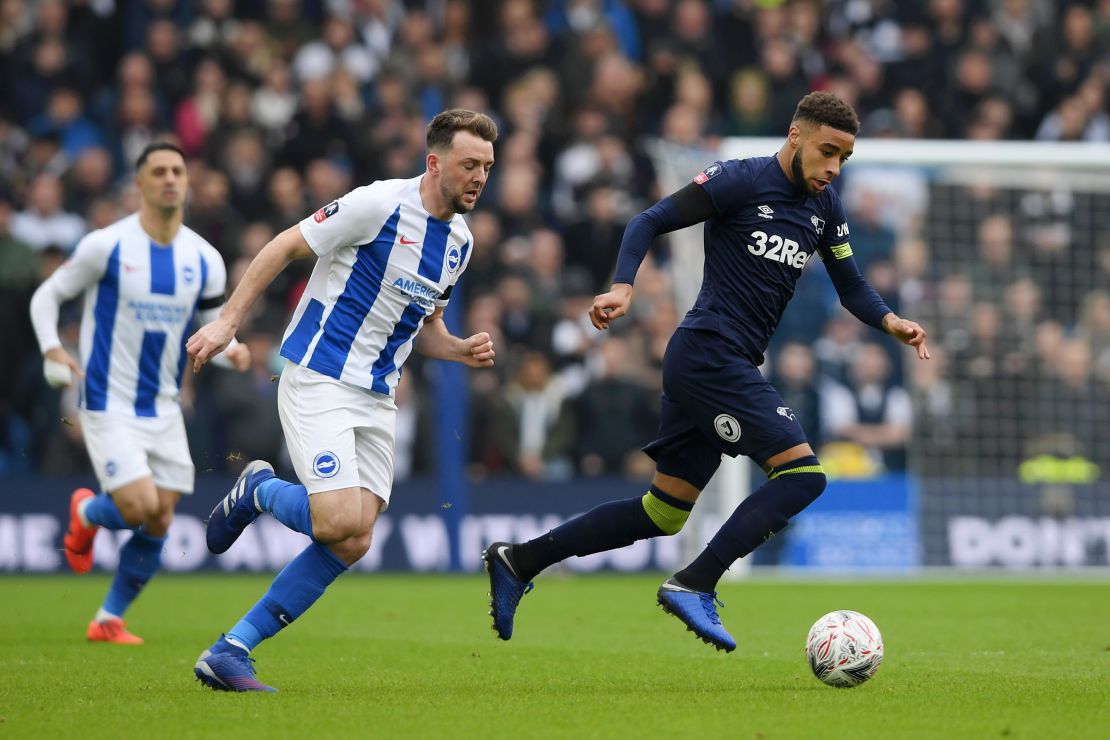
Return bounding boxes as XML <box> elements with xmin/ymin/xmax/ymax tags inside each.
<box><xmin>792</xmin><ymin>92</ymin><xmax>860</xmax><ymax>135</ymax></box>
<box><xmin>426</xmin><ymin>109</ymin><xmax>499</xmax><ymax>151</ymax></box>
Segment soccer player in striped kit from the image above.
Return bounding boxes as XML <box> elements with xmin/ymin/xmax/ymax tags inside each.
<box><xmin>30</xmin><ymin>143</ymin><xmax>251</xmax><ymax>644</ymax></box>
<box><xmin>186</xmin><ymin>109</ymin><xmax>498</xmax><ymax>691</ymax></box>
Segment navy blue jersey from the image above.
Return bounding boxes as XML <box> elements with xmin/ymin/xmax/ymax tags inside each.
<box><xmin>680</xmin><ymin>156</ymin><xmax>851</xmax><ymax>364</ymax></box>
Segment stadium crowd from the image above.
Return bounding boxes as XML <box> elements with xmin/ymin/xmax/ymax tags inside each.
<box><xmin>1</xmin><ymin>0</ymin><xmax>1108</xmax><ymax>482</ymax></box>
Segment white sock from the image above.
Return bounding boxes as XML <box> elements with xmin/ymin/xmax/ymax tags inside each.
<box><xmin>95</xmin><ymin>607</ymin><xmax>120</xmax><ymax>623</ymax></box>
<box><xmin>225</xmin><ymin>636</ymin><xmax>250</xmax><ymax>653</ymax></box>
<box><xmin>78</xmin><ymin>496</ymin><xmax>93</xmax><ymax>528</ymax></box>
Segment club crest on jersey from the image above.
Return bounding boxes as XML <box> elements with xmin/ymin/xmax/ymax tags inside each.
<box><xmin>693</xmin><ymin>162</ymin><xmax>723</xmax><ymax>184</ymax></box>
<box><xmin>811</xmin><ymin>215</ymin><xmax>825</xmax><ymax>235</ymax></box>
<box><xmin>777</xmin><ymin>406</ymin><xmax>797</xmax><ymax>421</ymax></box>
<box><xmin>105</xmin><ymin>460</ymin><xmax>118</xmax><ymax>477</ymax></box>
<box><xmin>183</xmin><ymin>265</ymin><xmax>195</xmax><ymax>284</ymax></box>
<box><xmin>714</xmin><ymin>414</ymin><xmax>741</xmax><ymax>443</ymax></box>
<box><xmin>446</xmin><ymin>243</ymin><xmax>463</xmax><ymax>275</ymax></box>
<box><xmin>757</xmin><ymin>205</ymin><xmax>774</xmax><ymax>219</ymax></box>
<box><xmin>313</xmin><ymin>451</ymin><xmax>340</xmax><ymax>478</ymax></box>
<box><xmin>313</xmin><ymin>201</ymin><xmax>340</xmax><ymax>223</ymax></box>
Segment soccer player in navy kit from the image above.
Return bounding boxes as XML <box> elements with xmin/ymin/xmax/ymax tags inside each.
<box><xmin>483</xmin><ymin>92</ymin><xmax>930</xmax><ymax>651</ymax></box>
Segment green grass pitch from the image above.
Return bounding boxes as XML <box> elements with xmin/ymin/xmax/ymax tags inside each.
<box><xmin>2</xmin><ymin>575</ymin><xmax>1108</xmax><ymax>739</ymax></box>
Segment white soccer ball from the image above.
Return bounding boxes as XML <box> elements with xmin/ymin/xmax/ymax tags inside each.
<box><xmin>804</xmin><ymin>610</ymin><xmax>884</xmax><ymax>688</ymax></box>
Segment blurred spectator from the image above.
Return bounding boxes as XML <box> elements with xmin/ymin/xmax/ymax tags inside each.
<box><xmin>486</xmin><ymin>351</ymin><xmax>575</xmax><ymax>479</ymax></box>
<box><xmin>573</xmin><ymin>335</ymin><xmax>657</xmax><ymax>477</ymax></box>
<box><xmin>769</xmin><ymin>342</ymin><xmax>831</xmax><ymax>452</ymax></box>
<box><xmin>824</xmin><ymin>343</ymin><xmax>912</xmax><ymax>473</ymax></box>
<box><xmin>26</xmin><ymin>88</ymin><xmax>103</xmax><ymax>159</ymax></box>
<box><xmin>9</xmin><ymin>172</ymin><xmax>84</xmax><ymax>251</ymax></box>
<box><xmin>292</xmin><ymin>13</ymin><xmax>378</xmax><ymax>84</ymax></box>
<box><xmin>63</xmin><ymin>146</ymin><xmax>116</xmax><ymax>216</ymax></box>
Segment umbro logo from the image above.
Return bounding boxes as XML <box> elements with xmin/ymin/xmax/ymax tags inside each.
<box><xmin>757</xmin><ymin>205</ymin><xmax>774</xmax><ymax>219</ymax></box>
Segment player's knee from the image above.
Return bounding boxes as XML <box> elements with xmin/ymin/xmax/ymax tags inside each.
<box><xmin>774</xmin><ymin>455</ymin><xmax>827</xmax><ymax>504</ymax></box>
<box><xmin>116</xmin><ymin>497</ymin><xmax>157</xmax><ymax>527</ymax></box>
<box><xmin>328</xmin><ymin>529</ymin><xmax>372</xmax><ymax>565</ymax></box>
<box><xmin>144</xmin><ymin>506</ymin><xmax>175</xmax><ymax>536</ymax></box>
<box><xmin>311</xmin><ymin>512</ymin><xmax>363</xmax><ymax>543</ymax></box>
<box><xmin>641</xmin><ymin>487</ymin><xmax>693</xmax><ymax>536</ymax></box>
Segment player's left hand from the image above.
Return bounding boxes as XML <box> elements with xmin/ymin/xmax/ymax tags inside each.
<box><xmin>226</xmin><ymin>342</ymin><xmax>252</xmax><ymax>372</ymax></box>
<box><xmin>461</xmin><ymin>332</ymin><xmax>495</xmax><ymax>368</ymax></box>
<box><xmin>883</xmin><ymin>315</ymin><xmax>931</xmax><ymax>360</ymax></box>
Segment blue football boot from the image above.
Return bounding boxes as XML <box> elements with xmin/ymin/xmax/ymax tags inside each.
<box><xmin>657</xmin><ymin>577</ymin><xmax>737</xmax><ymax>652</ymax></box>
<box><xmin>194</xmin><ymin>636</ymin><xmax>276</xmax><ymax>692</ymax></box>
<box><xmin>206</xmin><ymin>460</ymin><xmax>274</xmax><ymax>554</ymax></box>
<box><xmin>482</xmin><ymin>542</ymin><xmax>534</xmax><ymax>640</ymax></box>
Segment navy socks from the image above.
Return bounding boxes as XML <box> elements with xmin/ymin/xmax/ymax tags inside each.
<box><xmin>675</xmin><ymin>456</ymin><xmax>826</xmax><ymax>592</ymax></box>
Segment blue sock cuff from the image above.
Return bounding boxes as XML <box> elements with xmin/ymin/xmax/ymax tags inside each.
<box><xmin>257</xmin><ymin>478</ymin><xmax>314</xmax><ymax>538</ymax></box>
<box><xmin>84</xmin><ymin>494</ymin><xmax>132</xmax><ymax>530</ymax></box>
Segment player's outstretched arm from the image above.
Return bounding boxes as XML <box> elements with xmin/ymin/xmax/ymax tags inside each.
<box><xmin>881</xmin><ymin>313</ymin><xmax>931</xmax><ymax>360</ymax></box>
<box><xmin>187</xmin><ymin>225</ymin><xmax>314</xmax><ymax>372</ymax></box>
<box><xmin>415</xmin><ymin>308</ymin><xmax>495</xmax><ymax>367</ymax></box>
<box><xmin>589</xmin><ymin>283</ymin><xmax>633</xmax><ymax>330</ymax></box>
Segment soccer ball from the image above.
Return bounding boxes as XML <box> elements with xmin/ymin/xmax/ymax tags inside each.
<box><xmin>804</xmin><ymin>610</ymin><xmax>884</xmax><ymax>688</ymax></box>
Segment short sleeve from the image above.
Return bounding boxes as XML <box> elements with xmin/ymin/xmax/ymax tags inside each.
<box><xmin>816</xmin><ymin>187</ymin><xmax>853</xmax><ymax>262</ymax></box>
<box><xmin>298</xmin><ymin>184</ymin><xmax>387</xmax><ymax>257</ymax></box>
<box><xmin>692</xmin><ymin>159</ymin><xmax>755</xmax><ymax>216</ymax></box>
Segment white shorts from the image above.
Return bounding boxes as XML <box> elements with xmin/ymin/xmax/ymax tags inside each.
<box><xmin>278</xmin><ymin>362</ymin><xmax>396</xmax><ymax>508</ymax></box>
<box><xmin>79</xmin><ymin>409</ymin><xmax>194</xmax><ymax>494</ymax></box>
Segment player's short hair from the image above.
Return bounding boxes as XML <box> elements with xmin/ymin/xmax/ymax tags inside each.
<box><xmin>792</xmin><ymin>92</ymin><xmax>860</xmax><ymax>135</ymax></box>
<box><xmin>135</xmin><ymin>142</ymin><xmax>186</xmax><ymax>170</ymax></box>
<box><xmin>426</xmin><ymin>109</ymin><xmax>499</xmax><ymax>152</ymax></box>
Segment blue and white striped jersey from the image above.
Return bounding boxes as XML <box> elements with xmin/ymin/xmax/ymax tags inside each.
<box><xmin>31</xmin><ymin>213</ymin><xmax>227</xmax><ymax>417</ymax></box>
<box><xmin>282</xmin><ymin>175</ymin><xmax>474</xmax><ymax>396</ymax></box>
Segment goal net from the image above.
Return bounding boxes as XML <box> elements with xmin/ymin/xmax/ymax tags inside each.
<box><xmin>647</xmin><ymin>137</ymin><xmax>1110</xmax><ymax>570</ymax></box>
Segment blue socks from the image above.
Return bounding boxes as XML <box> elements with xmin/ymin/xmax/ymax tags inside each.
<box><xmin>256</xmin><ymin>478</ymin><xmax>314</xmax><ymax>538</ymax></box>
<box><xmin>84</xmin><ymin>493</ymin><xmax>134</xmax><ymax>530</ymax></box>
<box><xmin>101</xmin><ymin>531</ymin><xmax>165</xmax><ymax>617</ymax></box>
<box><xmin>227</xmin><ymin>542</ymin><xmax>348</xmax><ymax>651</ymax></box>
<box><xmin>675</xmin><ymin>456</ymin><xmax>827</xmax><ymax>592</ymax></box>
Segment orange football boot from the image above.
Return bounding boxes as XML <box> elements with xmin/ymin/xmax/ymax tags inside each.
<box><xmin>87</xmin><ymin>617</ymin><xmax>144</xmax><ymax>645</ymax></box>
<box><xmin>64</xmin><ymin>488</ymin><xmax>99</xmax><ymax>574</ymax></box>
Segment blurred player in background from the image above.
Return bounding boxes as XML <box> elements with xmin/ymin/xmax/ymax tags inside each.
<box><xmin>29</xmin><ymin>143</ymin><xmax>250</xmax><ymax>644</ymax></box>
<box><xmin>186</xmin><ymin>109</ymin><xmax>498</xmax><ymax>692</ymax></box>
<box><xmin>484</xmin><ymin>92</ymin><xmax>930</xmax><ymax>652</ymax></box>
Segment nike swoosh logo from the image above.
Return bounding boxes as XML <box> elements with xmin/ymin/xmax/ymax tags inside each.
<box><xmin>399</xmin><ymin>236</ymin><xmax>418</xmax><ymax>245</ymax></box>
<box><xmin>496</xmin><ymin>545</ymin><xmax>519</xmax><ymax>577</ymax></box>
<box><xmin>278</xmin><ymin>614</ymin><xmax>291</xmax><ymax>626</ymax></box>
<box><xmin>661</xmin><ymin>580</ymin><xmax>697</xmax><ymax>593</ymax></box>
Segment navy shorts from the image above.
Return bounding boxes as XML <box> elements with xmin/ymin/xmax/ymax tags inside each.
<box><xmin>642</xmin><ymin>328</ymin><xmax>809</xmax><ymax>489</ymax></box>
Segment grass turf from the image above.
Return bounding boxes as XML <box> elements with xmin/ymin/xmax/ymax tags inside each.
<box><xmin>1</xmin><ymin>575</ymin><xmax>1108</xmax><ymax>739</ymax></box>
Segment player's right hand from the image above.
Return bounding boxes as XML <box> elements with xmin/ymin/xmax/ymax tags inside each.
<box><xmin>186</xmin><ymin>318</ymin><xmax>236</xmax><ymax>372</ymax></box>
<box><xmin>589</xmin><ymin>283</ymin><xmax>633</xmax><ymax>331</ymax></box>
<box><xmin>43</xmin><ymin>347</ymin><xmax>83</xmax><ymax>388</ymax></box>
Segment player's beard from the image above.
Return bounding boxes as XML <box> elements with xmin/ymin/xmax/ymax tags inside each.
<box><xmin>440</xmin><ymin>182</ymin><xmax>472</xmax><ymax>215</ymax></box>
<box><xmin>790</xmin><ymin>150</ymin><xmax>819</xmax><ymax>197</ymax></box>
